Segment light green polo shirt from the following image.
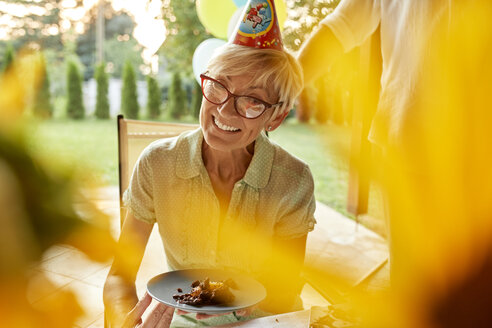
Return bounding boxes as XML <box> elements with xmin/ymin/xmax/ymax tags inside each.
<box><xmin>124</xmin><ymin>128</ymin><xmax>316</xmax><ymax>275</ymax></box>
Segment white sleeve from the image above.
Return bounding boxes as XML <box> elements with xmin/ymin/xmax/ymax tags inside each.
<box><xmin>321</xmin><ymin>0</ymin><xmax>381</xmax><ymax>52</ymax></box>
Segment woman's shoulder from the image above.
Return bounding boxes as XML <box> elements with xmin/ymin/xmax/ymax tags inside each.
<box><xmin>269</xmin><ymin>141</ymin><xmax>312</xmax><ymax>179</ymax></box>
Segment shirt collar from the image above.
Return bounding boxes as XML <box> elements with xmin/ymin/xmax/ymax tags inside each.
<box><xmin>175</xmin><ymin>129</ymin><xmax>274</xmax><ymax>189</ymax></box>
<box><xmin>175</xmin><ymin>128</ymin><xmax>203</xmax><ymax>179</ymax></box>
<box><xmin>242</xmin><ymin>131</ymin><xmax>274</xmax><ymax>189</ymax></box>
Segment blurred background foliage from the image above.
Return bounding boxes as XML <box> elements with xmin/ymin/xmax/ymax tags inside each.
<box><xmin>160</xmin><ymin>0</ymin><xmax>210</xmax><ymax>78</ymax></box>
<box><xmin>0</xmin><ymin>0</ymin><xmax>350</xmax><ymax>124</ymax></box>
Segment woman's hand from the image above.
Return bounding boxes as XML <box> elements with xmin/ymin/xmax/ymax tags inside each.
<box><xmin>121</xmin><ymin>293</ymin><xmax>174</xmax><ymax>328</ymax></box>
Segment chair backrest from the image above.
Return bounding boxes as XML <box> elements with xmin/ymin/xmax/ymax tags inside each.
<box><xmin>117</xmin><ymin>114</ymin><xmax>198</xmax><ymax>224</ymax></box>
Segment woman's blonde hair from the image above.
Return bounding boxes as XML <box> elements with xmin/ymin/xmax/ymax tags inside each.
<box><xmin>206</xmin><ymin>44</ymin><xmax>304</xmax><ymax>118</ymax></box>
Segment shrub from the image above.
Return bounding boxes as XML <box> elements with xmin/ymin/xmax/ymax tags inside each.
<box><xmin>1</xmin><ymin>43</ymin><xmax>14</xmax><ymax>73</ymax></box>
<box><xmin>94</xmin><ymin>62</ymin><xmax>110</xmax><ymax>119</ymax></box>
<box><xmin>190</xmin><ymin>80</ymin><xmax>202</xmax><ymax>118</ymax></box>
<box><xmin>33</xmin><ymin>54</ymin><xmax>53</xmax><ymax>118</ymax></box>
<box><xmin>121</xmin><ymin>60</ymin><xmax>139</xmax><ymax>119</ymax></box>
<box><xmin>146</xmin><ymin>75</ymin><xmax>161</xmax><ymax>119</ymax></box>
<box><xmin>65</xmin><ymin>60</ymin><xmax>85</xmax><ymax>119</ymax></box>
<box><xmin>167</xmin><ymin>72</ymin><xmax>186</xmax><ymax>119</ymax></box>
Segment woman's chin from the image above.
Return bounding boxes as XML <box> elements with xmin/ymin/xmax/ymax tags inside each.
<box><xmin>201</xmin><ymin>119</ymin><xmax>259</xmax><ymax>153</ymax></box>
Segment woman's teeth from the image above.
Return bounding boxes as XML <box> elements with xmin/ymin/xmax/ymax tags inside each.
<box><xmin>214</xmin><ymin>116</ymin><xmax>239</xmax><ymax>132</ymax></box>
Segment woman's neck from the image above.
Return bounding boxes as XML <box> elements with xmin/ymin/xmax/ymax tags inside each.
<box><xmin>202</xmin><ymin>141</ymin><xmax>255</xmax><ymax>181</ymax></box>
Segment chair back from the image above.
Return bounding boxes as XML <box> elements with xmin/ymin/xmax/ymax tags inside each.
<box><xmin>117</xmin><ymin>114</ymin><xmax>198</xmax><ymax>225</ymax></box>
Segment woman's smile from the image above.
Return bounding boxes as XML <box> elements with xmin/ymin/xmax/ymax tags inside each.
<box><xmin>212</xmin><ymin>115</ymin><xmax>241</xmax><ymax>133</ymax></box>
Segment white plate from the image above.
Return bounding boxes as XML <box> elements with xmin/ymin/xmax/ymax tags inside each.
<box><xmin>147</xmin><ymin>269</ymin><xmax>267</xmax><ymax>314</ymax></box>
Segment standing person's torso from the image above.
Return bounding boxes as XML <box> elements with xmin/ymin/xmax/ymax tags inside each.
<box><xmin>322</xmin><ymin>0</ymin><xmax>451</xmax><ymax>148</ymax></box>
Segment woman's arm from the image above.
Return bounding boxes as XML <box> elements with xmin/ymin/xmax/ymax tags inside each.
<box><xmin>103</xmin><ymin>212</ymin><xmax>153</xmax><ymax>327</ymax></box>
<box><xmin>259</xmin><ymin>234</ymin><xmax>308</xmax><ymax>314</ymax></box>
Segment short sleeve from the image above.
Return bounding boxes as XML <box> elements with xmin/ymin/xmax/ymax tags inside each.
<box><xmin>321</xmin><ymin>0</ymin><xmax>381</xmax><ymax>53</ymax></box>
<box><xmin>122</xmin><ymin>146</ymin><xmax>156</xmax><ymax>224</ymax></box>
<box><xmin>274</xmin><ymin>166</ymin><xmax>317</xmax><ymax>239</ymax></box>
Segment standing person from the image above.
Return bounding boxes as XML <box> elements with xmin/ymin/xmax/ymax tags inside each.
<box><xmin>104</xmin><ymin>1</ymin><xmax>315</xmax><ymax>326</ymax></box>
<box><xmin>298</xmin><ymin>0</ymin><xmax>451</xmax><ymax>283</ymax></box>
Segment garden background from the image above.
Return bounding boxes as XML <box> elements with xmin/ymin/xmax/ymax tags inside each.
<box><xmin>0</xmin><ymin>0</ymin><xmax>372</xmax><ymax>220</ymax></box>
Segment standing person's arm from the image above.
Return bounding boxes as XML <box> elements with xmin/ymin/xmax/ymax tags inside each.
<box><xmin>298</xmin><ymin>26</ymin><xmax>344</xmax><ymax>86</ymax></box>
<box><xmin>298</xmin><ymin>0</ymin><xmax>381</xmax><ymax>85</ymax></box>
<box><xmin>103</xmin><ymin>212</ymin><xmax>153</xmax><ymax>327</ymax></box>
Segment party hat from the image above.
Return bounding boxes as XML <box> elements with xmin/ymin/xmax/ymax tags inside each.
<box><xmin>232</xmin><ymin>0</ymin><xmax>283</xmax><ymax>51</ymax></box>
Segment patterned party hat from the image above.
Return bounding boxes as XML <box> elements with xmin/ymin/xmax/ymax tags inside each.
<box><xmin>231</xmin><ymin>0</ymin><xmax>283</xmax><ymax>51</ymax></box>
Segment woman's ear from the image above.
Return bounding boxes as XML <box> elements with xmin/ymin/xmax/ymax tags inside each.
<box><xmin>266</xmin><ymin>111</ymin><xmax>290</xmax><ymax>132</ymax></box>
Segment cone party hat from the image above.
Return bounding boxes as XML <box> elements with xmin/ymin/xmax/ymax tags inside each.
<box><xmin>231</xmin><ymin>0</ymin><xmax>284</xmax><ymax>51</ymax></box>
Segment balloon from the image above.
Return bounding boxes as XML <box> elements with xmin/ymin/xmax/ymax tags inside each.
<box><xmin>196</xmin><ymin>0</ymin><xmax>237</xmax><ymax>39</ymax></box>
<box><xmin>227</xmin><ymin>0</ymin><xmax>287</xmax><ymax>40</ymax></box>
<box><xmin>192</xmin><ymin>38</ymin><xmax>227</xmax><ymax>84</ymax></box>
<box><xmin>227</xmin><ymin>6</ymin><xmax>245</xmax><ymax>41</ymax></box>
<box><xmin>232</xmin><ymin>0</ymin><xmax>248</xmax><ymax>7</ymax></box>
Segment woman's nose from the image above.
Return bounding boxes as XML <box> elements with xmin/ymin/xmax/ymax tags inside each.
<box><xmin>217</xmin><ymin>97</ymin><xmax>236</xmax><ymax>116</ymax></box>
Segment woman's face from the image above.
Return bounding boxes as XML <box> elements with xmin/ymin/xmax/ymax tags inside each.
<box><xmin>200</xmin><ymin>73</ymin><xmax>278</xmax><ymax>152</ymax></box>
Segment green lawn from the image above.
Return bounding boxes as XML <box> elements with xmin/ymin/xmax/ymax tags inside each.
<box><xmin>28</xmin><ymin>118</ymin><xmax>118</xmax><ymax>187</ymax></box>
<box><xmin>270</xmin><ymin>119</ymin><xmax>352</xmax><ymax>218</ymax></box>
<box><xmin>29</xmin><ymin>118</ymin><xmax>353</xmax><ymax>218</ymax></box>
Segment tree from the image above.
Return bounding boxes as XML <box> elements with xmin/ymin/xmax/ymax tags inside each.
<box><xmin>33</xmin><ymin>54</ymin><xmax>53</xmax><ymax>118</ymax></box>
<box><xmin>104</xmin><ymin>36</ymin><xmax>144</xmax><ymax>79</ymax></box>
<box><xmin>0</xmin><ymin>0</ymin><xmax>83</xmax><ymax>53</ymax></box>
<box><xmin>190</xmin><ymin>80</ymin><xmax>202</xmax><ymax>119</ymax></box>
<box><xmin>121</xmin><ymin>60</ymin><xmax>139</xmax><ymax>119</ymax></box>
<box><xmin>167</xmin><ymin>72</ymin><xmax>186</xmax><ymax>119</ymax></box>
<box><xmin>146</xmin><ymin>75</ymin><xmax>161</xmax><ymax>119</ymax></box>
<box><xmin>65</xmin><ymin>60</ymin><xmax>85</xmax><ymax>119</ymax></box>
<box><xmin>76</xmin><ymin>11</ymin><xmax>142</xmax><ymax>80</ymax></box>
<box><xmin>1</xmin><ymin>43</ymin><xmax>15</xmax><ymax>73</ymax></box>
<box><xmin>160</xmin><ymin>0</ymin><xmax>210</xmax><ymax>78</ymax></box>
<box><xmin>94</xmin><ymin>62</ymin><xmax>110</xmax><ymax>119</ymax></box>
<box><xmin>283</xmin><ymin>0</ymin><xmax>341</xmax><ymax>51</ymax></box>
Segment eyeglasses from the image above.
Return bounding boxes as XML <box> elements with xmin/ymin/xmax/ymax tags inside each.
<box><xmin>200</xmin><ymin>73</ymin><xmax>283</xmax><ymax>119</ymax></box>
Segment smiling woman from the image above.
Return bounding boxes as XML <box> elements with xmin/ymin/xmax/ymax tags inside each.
<box><xmin>103</xmin><ymin>2</ymin><xmax>317</xmax><ymax>326</ymax></box>
<box><xmin>104</xmin><ymin>32</ymin><xmax>314</xmax><ymax>328</ymax></box>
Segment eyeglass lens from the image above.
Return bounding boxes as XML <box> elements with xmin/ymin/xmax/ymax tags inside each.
<box><xmin>202</xmin><ymin>79</ymin><xmax>266</xmax><ymax>118</ymax></box>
